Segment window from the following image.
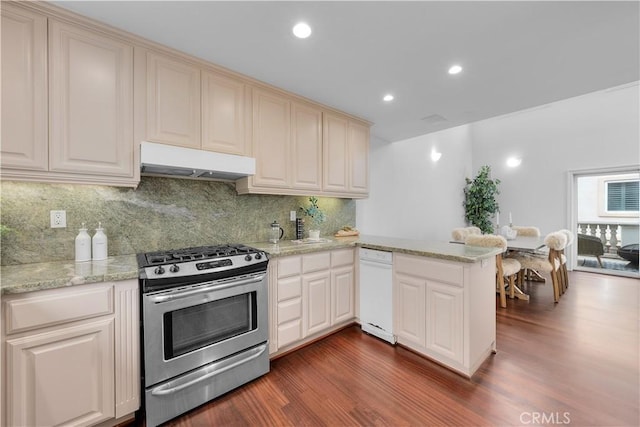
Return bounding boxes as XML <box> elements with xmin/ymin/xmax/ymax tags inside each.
<box><xmin>606</xmin><ymin>180</ymin><xmax>639</xmax><ymax>212</ymax></box>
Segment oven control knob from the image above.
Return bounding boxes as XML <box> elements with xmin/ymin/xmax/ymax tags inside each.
<box><xmin>255</xmin><ymin>253</ymin><xmax>262</xmax><ymax>260</ymax></box>
<box><xmin>169</xmin><ymin>264</ymin><xmax>180</xmax><ymax>273</ymax></box>
<box><xmin>244</xmin><ymin>254</ymin><xmax>252</xmax><ymax>262</ymax></box>
<box><xmin>154</xmin><ymin>266</ymin><xmax>165</xmax><ymax>275</ymax></box>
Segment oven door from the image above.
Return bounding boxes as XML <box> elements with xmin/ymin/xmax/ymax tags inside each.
<box><xmin>142</xmin><ymin>271</ymin><xmax>268</xmax><ymax>387</ymax></box>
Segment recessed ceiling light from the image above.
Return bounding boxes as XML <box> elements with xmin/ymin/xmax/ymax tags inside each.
<box><xmin>383</xmin><ymin>94</ymin><xmax>394</xmax><ymax>102</ymax></box>
<box><xmin>448</xmin><ymin>65</ymin><xmax>463</xmax><ymax>75</ymax></box>
<box><xmin>292</xmin><ymin>22</ymin><xmax>312</xmax><ymax>39</ymax></box>
<box><xmin>506</xmin><ymin>157</ymin><xmax>522</xmax><ymax>168</ymax></box>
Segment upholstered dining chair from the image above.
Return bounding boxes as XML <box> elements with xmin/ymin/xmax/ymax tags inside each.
<box><xmin>510</xmin><ymin>225</ymin><xmax>542</xmax><ymax>281</ymax></box>
<box><xmin>465</xmin><ymin>234</ymin><xmax>520</xmax><ymax>309</ymax></box>
<box><xmin>508</xmin><ymin>231</ymin><xmax>567</xmax><ymax>303</ymax></box>
<box><xmin>558</xmin><ymin>229</ymin><xmax>574</xmax><ymax>294</ymax></box>
<box><xmin>451</xmin><ymin>226</ymin><xmax>482</xmax><ymax>242</ymax></box>
<box><xmin>511</xmin><ymin>226</ymin><xmax>541</xmax><ymax>237</ymax></box>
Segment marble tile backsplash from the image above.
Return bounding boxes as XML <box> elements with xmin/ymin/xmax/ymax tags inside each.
<box><xmin>0</xmin><ymin>177</ymin><xmax>355</xmax><ymax>265</ymax></box>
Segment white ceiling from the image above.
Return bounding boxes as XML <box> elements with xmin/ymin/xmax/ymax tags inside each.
<box><xmin>52</xmin><ymin>1</ymin><xmax>640</xmax><ymax>142</ymax></box>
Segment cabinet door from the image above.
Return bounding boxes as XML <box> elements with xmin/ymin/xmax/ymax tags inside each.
<box><xmin>348</xmin><ymin>121</ymin><xmax>370</xmax><ymax>194</ymax></box>
<box><xmin>6</xmin><ymin>318</ymin><xmax>115</xmax><ymax>427</ymax></box>
<box><xmin>49</xmin><ymin>20</ymin><xmax>134</xmax><ymax>177</ymax></box>
<box><xmin>146</xmin><ymin>51</ymin><xmax>200</xmax><ymax>148</ymax></box>
<box><xmin>394</xmin><ymin>273</ymin><xmax>426</xmax><ymax>348</ymax></box>
<box><xmin>291</xmin><ymin>102</ymin><xmax>322</xmax><ymax>191</ymax></box>
<box><xmin>302</xmin><ymin>271</ymin><xmax>331</xmax><ymax>337</ymax></box>
<box><xmin>322</xmin><ymin>113</ymin><xmax>348</xmax><ymax>192</ymax></box>
<box><xmin>0</xmin><ymin>4</ymin><xmax>48</xmax><ymax>171</ymax></box>
<box><xmin>202</xmin><ymin>71</ymin><xmax>247</xmax><ymax>155</ymax></box>
<box><xmin>332</xmin><ymin>265</ymin><xmax>355</xmax><ymax>324</ymax></box>
<box><xmin>426</xmin><ymin>281</ymin><xmax>464</xmax><ymax>364</ymax></box>
<box><xmin>252</xmin><ymin>88</ymin><xmax>290</xmax><ymax>188</ymax></box>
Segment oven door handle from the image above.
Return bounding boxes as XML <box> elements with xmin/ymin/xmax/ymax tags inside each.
<box><xmin>146</xmin><ymin>273</ymin><xmax>265</xmax><ymax>303</ymax></box>
<box><xmin>149</xmin><ymin>343</ymin><xmax>268</xmax><ymax>396</ymax></box>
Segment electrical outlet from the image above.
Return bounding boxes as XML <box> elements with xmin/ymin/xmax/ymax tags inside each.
<box><xmin>50</xmin><ymin>210</ymin><xmax>67</xmax><ymax>228</ymax></box>
<box><xmin>290</xmin><ymin>210</ymin><xmax>297</xmax><ymax>221</ymax></box>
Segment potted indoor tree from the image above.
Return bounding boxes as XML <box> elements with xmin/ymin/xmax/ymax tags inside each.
<box><xmin>464</xmin><ymin>165</ymin><xmax>500</xmax><ymax>234</ymax></box>
<box><xmin>300</xmin><ymin>196</ymin><xmax>326</xmax><ymax>240</ymax></box>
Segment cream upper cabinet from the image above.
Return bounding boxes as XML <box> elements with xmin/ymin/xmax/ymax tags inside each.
<box><xmin>251</xmin><ymin>88</ymin><xmax>291</xmax><ymax>188</ymax></box>
<box><xmin>322</xmin><ymin>113</ymin><xmax>349</xmax><ymax>192</ymax></box>
<box><xmin>202</xmin><ymin>71</ymin><xmax>247</xmax><ymax>155</ymax></box>
<box><xmin>137</xmin><ymin>48</ymin><xmax>249</xmax><ymax>156</ymax></box>
<box><xmin>1</xmin><ymin>2</ymin><xmax>137</xmax><ymax>187</ymax></box>
<box><xmin>291</xmin><ymin>101</ymin><xmax>323</xmax><ymax>191</ymax></box>
<box><xmin>347</xmin><ymin>120</ymin><xmax>370</xmax><ymax>194</ymax></box>
<box><xmin>323</xmin><ymin>112</ymin><xmax>370</xmax><ymax>195</ymax></box>
<box><xmin>144</xmin><ymin>50</ymin><xmax>201</xmax><ymax>148</ymax></box>
<box><xmin>0</xmin><ymin>3</ymin><xmax>48</xmax><ymax>172</ymax></box>
<box><xmin>49</xmin><ymin>19</ymin><xmax>134</xmax><ymax>178</ymax></box>
<box><xmin>237</xmin><ymin>90</ymin><xmax>326</xmax><ymax>195</ymax></box>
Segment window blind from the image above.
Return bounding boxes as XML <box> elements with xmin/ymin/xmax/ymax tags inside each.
<box><xmin>607</xmin><ymin>181</ymin><xmax>639</xmax><ymax>211</ymax></box>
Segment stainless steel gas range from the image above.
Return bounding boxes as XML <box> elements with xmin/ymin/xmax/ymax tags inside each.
<box><xmin>137</xmin><ymin>244</ymin><xmax>270</xmax><ymax>427</ymax></box>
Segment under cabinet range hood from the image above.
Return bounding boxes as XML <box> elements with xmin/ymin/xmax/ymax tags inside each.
<box><xmin>140</xmin><ymin>141</ymin><xmax>255</xmax><ymax>181</ymax></box>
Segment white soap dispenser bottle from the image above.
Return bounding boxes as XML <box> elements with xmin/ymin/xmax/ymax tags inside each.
<box><xmin>92</xmin><ymin>222</ymin><xmax>108</xmax><ymax>261</ymax></box>
<box><xmin>75</xmin><ymin>223</ymin><xmax>91</xmax><ymax>262</ymax></box>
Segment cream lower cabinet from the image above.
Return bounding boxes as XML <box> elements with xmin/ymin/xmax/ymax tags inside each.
<box><xmin>1</xmin><ymin>280</ymin><xmax>139</xmax><ymax>427</ymax></box>
<box><xmin>393</xmin><ymin>253</ymin><xmax>496</xmax><ymax>377</ymax></box>
<box><xmin>271</xmin><ymin>248</ymin><xmax>355</xmax><ymax>354</ymax></box>
<box><xmin>331</xmin><ymin>249</ymin><xmax>356</xmax><ymax>324</ymax></box>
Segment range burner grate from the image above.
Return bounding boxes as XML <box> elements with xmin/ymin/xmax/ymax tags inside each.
<box><xmin>141</xmin><ymin>244</ymin><xmax>257</xmax><ymax>267</ymax></box>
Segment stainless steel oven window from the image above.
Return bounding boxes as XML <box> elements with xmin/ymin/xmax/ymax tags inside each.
<box><xmin>163</xmin><ymin>291</ymin><xmax>257</xmax><ymax>359</ymax></box>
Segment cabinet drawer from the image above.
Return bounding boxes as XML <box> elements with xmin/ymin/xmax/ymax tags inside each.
<box><xmin>331</xmin><ymin>248</ymin><xmax>354</xmax><ymax>268</ymax></box>
<box><xmin>395</xmin><ymin>254</ymin><xmax>464</xmax><ymax>287</ymax></box>
<box><xmin>278</xmin><ymin>256</ymin><xmax>301</xmax><ymax>278</ymax></box>
<box><xmin>277</xmin><ymin>298</ymin><xmax>302</xmax><ymax>324</ymax></box>
<box><xmin>277</xmin><ymin>276</ymin><xmax>302</xmax><ymax>301</ymax></box>
<box><xmin>302</xmin><ymin>252</ymin><xmax>331</xmax><ymax>274</ymax></box>
<box><xmin>278</xmin><ymin>320</ymin><xmax>302</xmax><ymax>348</ymax></box>
<box><xmin>4</xmin><ymin>283</ymin><xmax>114</xmax><ymax>335</ymax></box>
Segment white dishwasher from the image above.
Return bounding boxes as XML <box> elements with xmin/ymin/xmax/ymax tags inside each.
<box><xmin>359</xmin><ymin>248</ymin><xmax>396</xmax><ymax>344</ymax></box>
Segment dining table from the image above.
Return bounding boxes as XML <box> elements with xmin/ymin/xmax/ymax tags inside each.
<box><xmin>450</xmin><ymin>234</ymin><xmax>548</xmax><ymax>302</ymax></box>
<box><xmin>505</xmin><ymin>235</ymin><xmax>546</xmax><ymax>253</ymax></box>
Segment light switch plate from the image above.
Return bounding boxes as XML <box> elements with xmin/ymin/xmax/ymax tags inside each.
<box><xmin>290</xmin><ymin>210</ymin><xmax>297</xmax><ymax>221</ymax></box>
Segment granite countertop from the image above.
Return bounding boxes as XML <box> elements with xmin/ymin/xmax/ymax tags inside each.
<box><xmin>0</xmin><ymin>255</ymin><xmax>139</xmax><ymax>295</ymax></box>
<box><xmin>1</xmin><ymin>235</ymin><xmax>500</xmax><ymax>295</ymax></box>
<box><xmin>356</xmin><ymin>235</ymin><xmax>503</xmax><ymax>262</ymax></box>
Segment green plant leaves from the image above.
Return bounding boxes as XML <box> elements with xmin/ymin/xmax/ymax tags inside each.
<box><xmin>463</xmin><ymin>165</ymin><xmax>500</xmax><ymax>234</ymax></box>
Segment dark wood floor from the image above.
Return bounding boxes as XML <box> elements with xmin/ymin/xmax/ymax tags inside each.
<box><xmin>144</xmin><ymin>271</ymin><xmax>639</xmax><ymax>426</ymax></box>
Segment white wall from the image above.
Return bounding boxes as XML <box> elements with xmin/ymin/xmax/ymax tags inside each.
<box><xmin>358</xmin><ymin>82</ymin><xmax>640</xmax><ymax>240</ymax></box>
<box><xmin>471</xmin><ymin>82</ymin><xmax>639</xmax><ymax>236</ymax></box>
<box><xmin>356</xmin><ymin>127</ymin><xmax>473</xmax><ymax>241</ymax></box>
